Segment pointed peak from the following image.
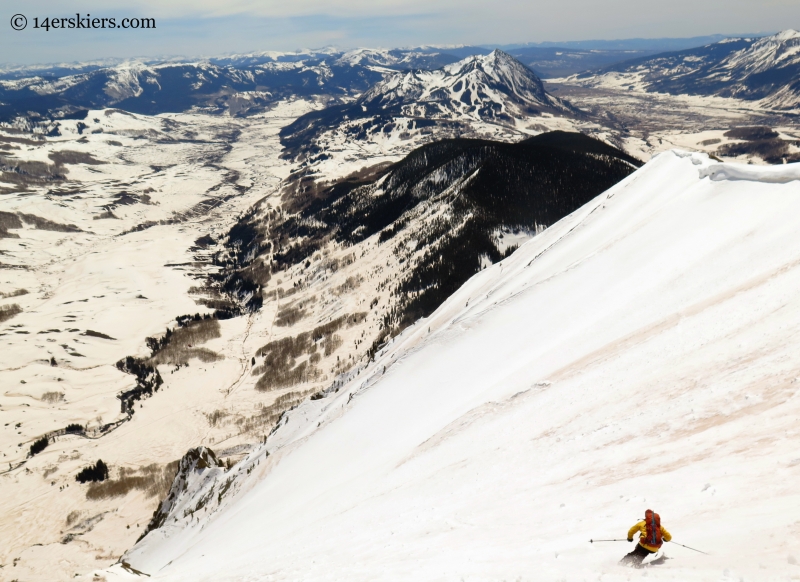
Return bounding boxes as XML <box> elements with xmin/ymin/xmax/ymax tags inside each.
<box><xmin>483</xmin><ymin>49</ymin><xmax>515</xmax><ymax>62</ymax></box>
<box><xmin>461</xmin><ymin>49</ymin><xmax>528</xmax><ymax>72</ymax></box>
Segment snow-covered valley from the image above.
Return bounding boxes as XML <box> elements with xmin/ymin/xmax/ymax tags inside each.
<box><xmin>0</xmin><ymin>100</ymin><xmax>318</xmax><ymax>579</ymax></box>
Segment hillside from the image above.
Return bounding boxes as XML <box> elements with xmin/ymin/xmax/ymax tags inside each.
<box><xmin>571</xmin><ymin>30</ymin><xmax>800</xmax><ymax>110</ymax></box>
<box><xmin>223</xmin><ymin>131</ymin><xmax>639</xmax><ymax>333</ymax></box>
<box><xmin>101</xmin><ymin>151</ymin><xmax>800</xmax><ymax>581</ymax></box>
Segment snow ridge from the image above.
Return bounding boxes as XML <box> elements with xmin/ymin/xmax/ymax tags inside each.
<box><xmin>699</xmin><ymin>160</ymin><xmax>800</xmax><ymax>182</ymax></box>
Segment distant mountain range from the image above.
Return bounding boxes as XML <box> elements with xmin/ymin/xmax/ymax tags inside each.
<box><xmin>3</xmin><ymin>32</ymin><xmax>788</xmax><ymax>124</ymax></box>
<box><xmin>0</xmin><ymin>48</ymin><xmax>459</xmax><ymax>80</ymax></box>
<box><xmin>498</xmin><ymin>33</ymin><xmax>767</xmax><ymax>52</ymax></box>
<box><xmin>573</xmin><ymin>30</ymin><xmax>800</xmax><ymax>109</ymax></box>
<box><xmin>503</xmin><ymin>48</ymin><xmax>660</xmax><ymax>79</ymax></box>
<box><xmin>0</xmin><ymin>47</ymin><xmax>601</xmax><ymax>125</ymax></box>
<box><xmin>0</xmin><ymin>48</ymin><xmax>464</xmax><ymax>122</ymax></box>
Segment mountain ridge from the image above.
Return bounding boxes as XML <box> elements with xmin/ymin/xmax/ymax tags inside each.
<box><xmin>0</xmin><ymin>48</ymin><xmax>465</xmax><ymax>122</ymax></box>
<box><xmin>572</xmin><ymin>30</ymin><xmax>800</xmax><ymax>109</ymax></box>
<box><xmin>220</xmin><ymin>130</ymin><xmax>638</xmax><ymax>335</ymax></box>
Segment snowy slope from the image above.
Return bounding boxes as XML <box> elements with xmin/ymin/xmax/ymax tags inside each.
<box><xmin>571</xmin><ymin>30</ymin><xmax>800</xmax><ymax>110</ymax></box>
<box><xmin>107</xmin><ymin>151</ymin><xmax>800</xmax><ymax>581</ymax></box>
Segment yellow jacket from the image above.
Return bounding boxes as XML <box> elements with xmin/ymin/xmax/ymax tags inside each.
<box><xmin>628</xmin><ymin>521</ymin><xmax>672</xmax><ymax>552</ymax></box>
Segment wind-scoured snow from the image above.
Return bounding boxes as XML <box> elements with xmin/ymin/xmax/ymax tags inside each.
<box><xmin>103</xmin><ymin>151</ymin><xmax>800</xmax><ymax>581</ymax></box>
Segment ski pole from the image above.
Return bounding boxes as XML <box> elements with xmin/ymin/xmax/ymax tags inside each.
<box><xmin>671</xmin><ymin>541</ymin><xmax>708</xmax><ymax>555</ymax></box>
<box><xmin>589</xmin><ymin>539</ymin><xmax>628</xmax><ymax>543</ymax></box>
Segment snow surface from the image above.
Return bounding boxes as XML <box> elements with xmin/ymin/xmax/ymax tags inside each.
<box><xmin>700</xmin><ymin>160</ymin><xmax>800</xmax><ymax>183</ymax></box>
<box><xmin>98</xmin><ymin>151</ymin><xmax>800</xmax><ymax>581</ymax></box>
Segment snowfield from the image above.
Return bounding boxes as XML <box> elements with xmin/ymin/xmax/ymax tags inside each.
<box><xmin>99</xmin><ymin>151</ymin><xmax>800</xmax><ymax>581</ymax></box>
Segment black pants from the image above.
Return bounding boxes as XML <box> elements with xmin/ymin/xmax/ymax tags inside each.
<box><xmin>620</xmin><ymin>543</ymin><xmax>656</xmax><ymax>566</ymax></box>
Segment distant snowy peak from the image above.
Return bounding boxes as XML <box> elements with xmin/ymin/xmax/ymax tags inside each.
<box><xmin>333</xmin><ymin>48</ymin><xmax>459</xmax><ymax>70</ymax></box>
<box><xmin>442</xmin><ymin>50</ymin><xmax>553</xmax><ymax>104</ymax></box>
<box><xmin>575</xmin><ymin>30</ymin><xmax>800</xmax><ymax>109</ymax></box>
<box><xmin>360</xmin><ymin>50</ymin><xmax>575</xmax><ymax>120</ymax></box>
<box><xmin>723</xmin><ymin>29</ymin><xmax>800</xmax><ymax>74</ymax></box>
<box><xmin>774</xmin><ymin>29</ymin><xmax>800</xmax><ymax>41</ymax></box>
<box><xmin>102</xmin><ymin>62</ymin><xmax>159</xmax><ymax>101</ymax></box>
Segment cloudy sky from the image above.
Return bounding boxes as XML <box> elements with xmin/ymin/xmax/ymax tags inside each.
<box><xmin>2</xmin><ymin>0</ymin><xmax>797</xmax><ymax>64</ymax></box>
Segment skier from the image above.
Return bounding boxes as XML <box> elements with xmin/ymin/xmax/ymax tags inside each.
<box><xmin>620</xmin><ymin>509</ymin><xmax>671</xmax><ymax>567</ymax></box>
